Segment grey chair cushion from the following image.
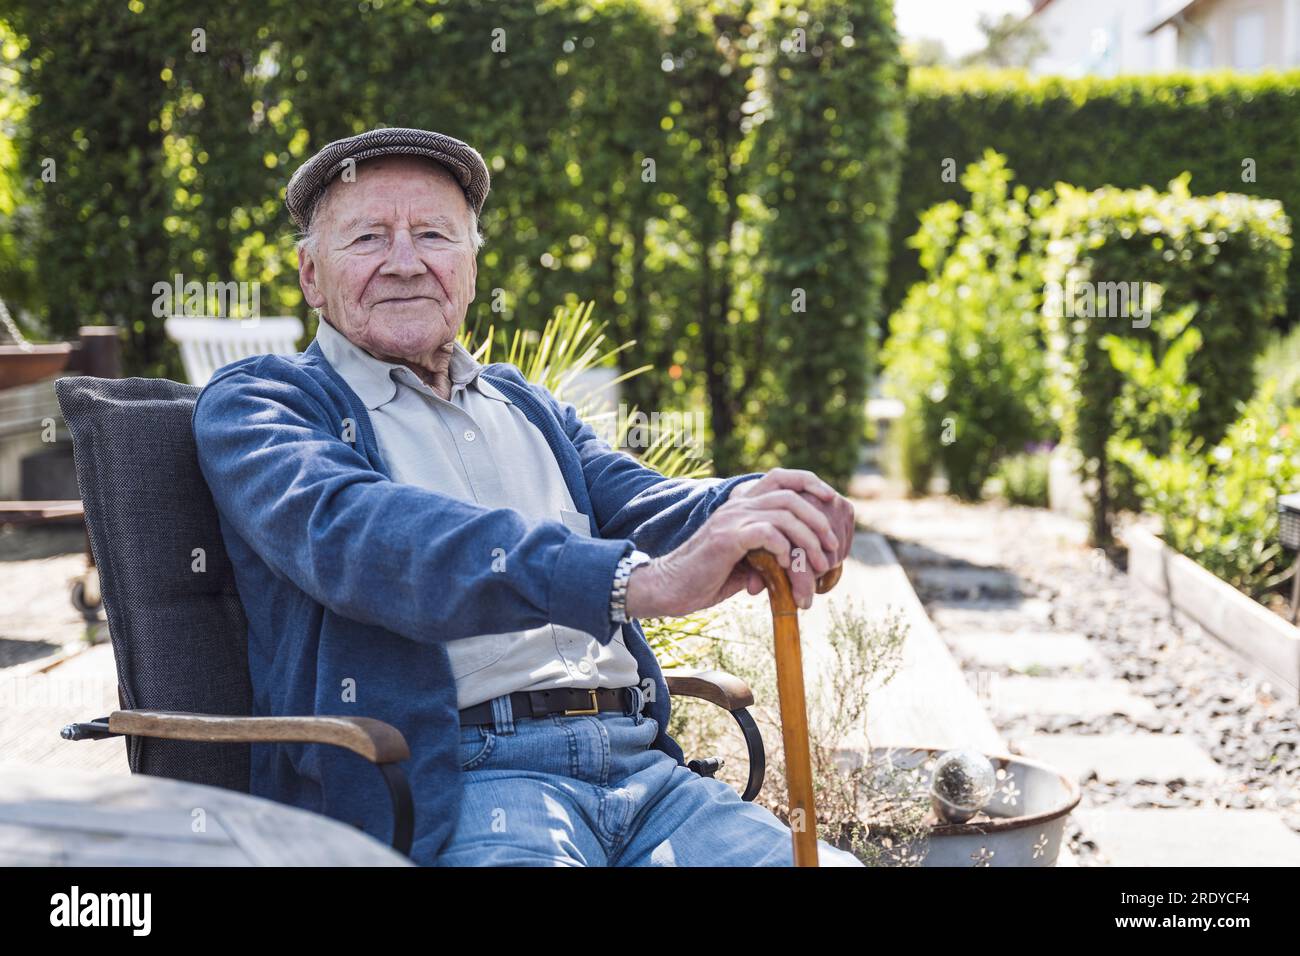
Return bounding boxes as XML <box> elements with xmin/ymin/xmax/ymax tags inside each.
<box><xmin>54</xmin><ymin>375</ymin><xmax>252</xmax><ymax>792</ymax></box>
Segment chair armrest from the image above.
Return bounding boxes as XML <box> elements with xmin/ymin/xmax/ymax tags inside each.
<box><xmin>663</xmin><ymin>669</ymin><xmax>754</xmax><ymax>711</ymax></box>
<box><xmin>101</xmin><ymin>710</ymin><xmax>410</xmax><ymax>764</ymax></box>
<box><xmin>664</xmin><ymin>670</ymin><xmax>766</xmax><ymax>802</ymax></box>
<box><xmin>63</xmin><ymin>710</ymin><xmax>414</xmax><ymax>856</ymax></box>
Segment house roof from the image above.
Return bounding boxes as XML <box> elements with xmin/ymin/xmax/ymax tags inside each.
<box><xmin>1145</xmin><ymin>0</ymin><xmax>1214</xmax><ymax>35</ymax></box>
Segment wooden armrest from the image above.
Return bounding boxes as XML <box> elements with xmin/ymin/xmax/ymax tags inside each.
<box><xmin>106</xmin><ymin>711</ymin><xmax>410</xmax><ymax>764</ymax></box>
<box><xmin>663</xmin><ymin>669</ymin><xmax>755</xmax><ymax>711</ymax></box>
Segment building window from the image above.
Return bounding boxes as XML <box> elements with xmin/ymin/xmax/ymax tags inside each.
<box><xmin>1232</xmin><ymin>9</ymin><xmax>1267</xmax><ymax>71</ymax></box>
<box><xmin>1183</xmin><ymin>29</ymin><xmax>1213</xmax><ymax>69</ymax></box>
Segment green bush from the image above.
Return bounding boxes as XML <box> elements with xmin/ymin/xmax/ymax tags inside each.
<box><xmin>3</xmin><ymin>0</ymin><xmax>907</xmax><ymax>488</ymax></box>
<box><xmin>893</xmin><ymin>68</ymin><xmax>1300</xmax><ymax>328</ymax></box>
<box><xmin>986</xmin><ymin>449</ymin><xmax>1050</xmax><ymax>508</ymax></box>
<box><xmin>1112</xmin><ymin>382</ymin><xmax>1300</xmax><ymax>600</ymax></box>
<box><xmin>1042</xmin><ymin>176</ymin><xmax>1291</xmax><ymax>543</ymax></box>
<box><xmin>751</xmin><ymin>0</ymin><xmax>906</xmax><ymax>488</ymax></box>
<box><xmin>1256</xmin><ymin>324</ymin><xmax>1300</xmax><ymax>414</ymax></box>
<box><xmin>881</xmin><ymin>151</ymin><xmax>1054</xmax><ymax>500</ymax></box>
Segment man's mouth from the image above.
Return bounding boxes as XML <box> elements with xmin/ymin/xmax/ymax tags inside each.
<box><xmin>374</xmin><ymin>296</ymin><xmax>434</xmax><ymax>305</ymax></box>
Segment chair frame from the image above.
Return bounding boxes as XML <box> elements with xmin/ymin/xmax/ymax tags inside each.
<box><xmin>62</xmin><ymin>670</ymin><xmax>767</xmax><ymax>859</ymax></box>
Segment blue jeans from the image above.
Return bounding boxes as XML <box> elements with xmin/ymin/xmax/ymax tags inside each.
<box><xmin>436</xmin><ymin>686</ymin><xmax>865</xmax><ymax>867</ymax></box>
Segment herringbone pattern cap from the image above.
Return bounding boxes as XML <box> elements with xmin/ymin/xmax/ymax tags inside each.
<box><xmin>286</xmin><ymin>126</ymin><xmax>491</xmax><ymax>230</ymax></box>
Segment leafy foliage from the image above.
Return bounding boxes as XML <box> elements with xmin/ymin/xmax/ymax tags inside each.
<box><xmin>893</xmin><ymin>69</ymin><xmax>1300</xmax><ymax>329</ymax></box>
<box><xmin>1042</xmin><ymin>175</ymin><xmax>1291</xmax><ymax>543</ymax></box>
<box><xmin>985</xmin><ymin>448</ymin><xmax>1050</xmax><ymax>508</ymax></box>
<box><xmin>1</xmin><ymin>0</ymin><xmax>906</xmax><ymax>486</ymax></box>
<box><xmin>1255</xmin><ymin>324</ymin><xmax>1300</xmax><ymax>416</ymax></box>
<box><xmin>880</xmin><ymin>151</ymin><xmax>1054</xmax><ymax>499</ymax></box>
<box><xmin>1112</xmin><ymin>382</ymin><xmax>1300</xmax><ymax>600</ymax></box>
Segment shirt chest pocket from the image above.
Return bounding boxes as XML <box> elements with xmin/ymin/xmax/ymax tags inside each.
<box><xmin>559</xmin><ymin>508</ymin><xmax>593</xmax><ymax>537</ymax></box>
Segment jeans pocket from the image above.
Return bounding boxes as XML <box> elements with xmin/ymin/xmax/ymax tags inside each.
<box><xmin>459</xmin><ymin>725</ymin><xmax>497</xmax><ymax>772</ymax></box>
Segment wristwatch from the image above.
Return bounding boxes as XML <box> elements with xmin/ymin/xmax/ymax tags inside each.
<box><xmin>609</xmin><ymin>548</ymin><xmax>652</xmax><ymax>624</ymax></box>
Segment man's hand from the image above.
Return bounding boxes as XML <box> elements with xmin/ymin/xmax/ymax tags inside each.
<box><xmin>625</xmin><ymin>468</ymin><xmax>854</xmax><ymax>618</ymax></box>
<box><xmin>728</xmin><ymin>468</ymin><xmax>855</xmax><ymax>564</ymax></box>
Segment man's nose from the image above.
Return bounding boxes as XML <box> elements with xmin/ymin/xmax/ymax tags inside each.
<box><xmin>380</xmin><ymin>229</ymin><xmax>426</xmax><ymax>277</ymax></box>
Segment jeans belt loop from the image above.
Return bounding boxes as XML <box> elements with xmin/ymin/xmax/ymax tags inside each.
<box><xmin>490</xmin><ymin>693</ymin><xmax>516</xmax><ymax>735</ymax></box>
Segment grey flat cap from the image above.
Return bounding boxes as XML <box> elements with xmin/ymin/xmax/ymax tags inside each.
<box><xmin>285</xmin><ymin>126</ymin><xmax>491</xmax><ymax>231</ymax></box>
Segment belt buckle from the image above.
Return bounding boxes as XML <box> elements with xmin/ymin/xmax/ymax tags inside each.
<box><xmin>564</xmin><ymin>689</ymin><xmax>600</xmax><ymax>716</ymax></box>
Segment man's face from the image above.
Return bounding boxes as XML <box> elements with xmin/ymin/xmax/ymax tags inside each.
<box><xmin>298</xmin><ymin>155</ymin><xmax>478</xmax><ymax>367</ymax></box>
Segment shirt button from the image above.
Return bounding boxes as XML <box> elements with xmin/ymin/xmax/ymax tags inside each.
<box><xmin>577</xmin><ymin>660</ymin><xmax>592</xmax><ymax>675</ymax></box>
<box><xmin>463</xmin><ymin>429</ymin><xmax>476</xmax><ymax>442</ymax></box>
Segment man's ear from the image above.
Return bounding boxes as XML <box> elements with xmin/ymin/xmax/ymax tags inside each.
<box><xmin>298</xmin><ymin>241</ymin><xmax>326</xmax><ymax>310</ymax></box>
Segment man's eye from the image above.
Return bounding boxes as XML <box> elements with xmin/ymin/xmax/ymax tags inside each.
<box><xmin>353</xmin><ymin>233</ymin><xmax>380</xmax><ymax>243</ymax></box>
<box><xmin>419</xmin><ymin>231</ymin><xmax>446</xmax><ymax>240</ymax></box>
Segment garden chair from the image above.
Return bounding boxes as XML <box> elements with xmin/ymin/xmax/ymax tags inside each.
<box><xmin>163</xmin><ymin>316</ymin><xmax>304</xmax><ymax>387</ymax></box>
<box><xmin>50</xmin><ymin>374</ymin><xmax>836</xmax><ymax>863</ymax></box>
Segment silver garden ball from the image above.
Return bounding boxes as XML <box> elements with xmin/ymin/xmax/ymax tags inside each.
<box><xmin>930</xmin><ymin>749</ymin><xmax>996</xmax><ymax>824</ymax></box>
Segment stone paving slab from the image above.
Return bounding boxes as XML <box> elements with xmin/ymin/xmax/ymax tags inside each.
<box><xmin>0</xmin><ymin>550</ymin><xmax>92</xmax><ymax>666</ymax></box>
<box><xmin>721</xmin><ymin>532</ymin><xmax>1007</xmax><ymax>756</ymax></box>
<box><xmin>986</xmin><ymin>677</ymin><xmax>1158</xmax><ymax>721</ymax></box>
<box><xmin>1012</xmin><ymin>733</ymin><xmax>1226</xmax><ymax>785</ymax></box>
<box><xmin>888</xmin><ymin>539</ymin><xmax>1006</xmax><ymax>570</ymax></box>
<box><xmin>1076</xmin><ymin>808</ymin><xmax>1300</xmax><ymax>866</ymax></box>
<box><xmin>928</xmin><ymin>598</ymin><xmax>1055</xmax><ymax>632</ymax></box>
<box><xmin>910</xmin><ymin>567</ymin><xmax>1024</xmax><ymax>601</ymax></box>
<box><xmin>948</xmin><ymin>634</ymin><xmax>1103</xmax><ymax>672</ymax></box>
<box><xmin>0</xmin><ymin>643</ymin><xmax>127</xmax><ymax>774</ymax></box>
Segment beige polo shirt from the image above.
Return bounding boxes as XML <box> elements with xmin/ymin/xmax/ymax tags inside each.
<box><xmin>313</xmin><ymin>317</ymin><xmax>642</xmax><ymax>710</ymax></box>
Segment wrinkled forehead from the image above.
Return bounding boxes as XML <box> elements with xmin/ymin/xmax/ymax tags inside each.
<box><xmin>314</xmin><ymin>155</ymin><xmax>471</xmax><ymax>230</ymax></box>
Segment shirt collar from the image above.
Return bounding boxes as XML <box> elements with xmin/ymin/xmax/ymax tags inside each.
<box><xmin>314</xmin><ymin>317</ymin><xmax>510</xmax><ymax>410</ymax></box>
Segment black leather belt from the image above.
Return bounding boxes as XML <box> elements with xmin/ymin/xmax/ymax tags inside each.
<box><xmin>459</xmin><ymin>686</ymin><xmax>641</xmax><ymax>726</ymax></box>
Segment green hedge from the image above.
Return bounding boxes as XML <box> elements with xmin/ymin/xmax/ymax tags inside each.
<box><xmin>880</xmin><ymin>151</ymin><xmax>1054</xmax><ymax>499</ymax></box>
<box><xmin>1113</xmin><ymin>382</ymin><xmax>1300</xmax><ymax>600</ymax></box>
<box><xmin>882</xmin><ymin>152</ymin><xmax>1291</xmax><ymax>538</ymax></box>
<box><xmin>1042</xmin><ymin>177</ymin><xmax>1291</xmax><ymax>543</ymax></box>
<box><xmin>893</xmin><ymin>68</ymin><xmax>1300</xmax><ymax>329</ymax></box>
<box><xmin>3</xmin><ymin>0</ymin><xmax>905</xmax><ymax>488</ymax></box>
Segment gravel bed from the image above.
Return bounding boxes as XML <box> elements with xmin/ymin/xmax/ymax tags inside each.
<box><xmin>861</xmin><ymin>496</ymin><xmax>1300</xmax><ymax>865</ymax></box>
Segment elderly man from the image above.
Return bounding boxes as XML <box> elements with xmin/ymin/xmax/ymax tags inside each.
<box><xmin>193</xmin><ymin>126</ymin><xmax>862</xmax><ymax>867</ymax></box>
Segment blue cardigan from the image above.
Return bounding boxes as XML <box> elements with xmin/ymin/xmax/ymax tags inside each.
<box><xmin>191</xmin><ymin>337</ymin><xmax>758</xmax><ymax>864</ymax></box>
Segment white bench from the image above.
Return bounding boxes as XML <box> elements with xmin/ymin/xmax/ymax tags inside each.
<box><xmin>164</xmin><ymin>316</ymin><xmax>304</xmax><ymax>386</ymax></box>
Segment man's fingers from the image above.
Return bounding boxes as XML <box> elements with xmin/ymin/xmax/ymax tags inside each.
<box><xmin>736</xmin><ymin>489</ymin><xmax>839</xmax><ymax>560</ymax></box>
<box><xmin>770</xmin><ymin>467</ymin><xmax>838</xmax><ymax>503</ymax></box>
<box><xmin>742</xmin><ymin>468</ymin><xmax>837</xmax><ymax>504</ymax></box>
<box><xmin>737</xmin><ymin>521</ymin><xmax>793</xmax><ymax>569</ymax></box>
<box><xmin>739</xmin><ymin>506</ymin><xmax>833</xmax><ymax>575</ymax></box>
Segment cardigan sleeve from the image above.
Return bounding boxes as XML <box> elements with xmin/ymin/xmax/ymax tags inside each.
<box><xmin>508</xmin><ymin>373</ymin><xmax>761</xmax><ymax>556</ymax></box>
<box><xmin>192</xmin><ymin>358</ymin><xmax>630</xmax><ymax>645</ymax></box>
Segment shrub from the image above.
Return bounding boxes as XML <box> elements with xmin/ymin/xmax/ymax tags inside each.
<box><xmin>1112</xmin><ymin>381</ymin><xmax>1300</xmax><ymax>600</ymax></box>
<box><xmin>986</xmin><ymin>448</ymin><xmax>1050</xmax><ymax>508</ymax></box>
<box><xmin>1042</xmin><ymin>176</ymin><xmax>1291</xmax><ymax>544</ymax></box>
<box><xmin>6</xmin><ymin>0</ymin><xmax>907</xmax><ymax>487</ymax></box>
<box><xmin>881</xmin><ymin>151</ymin><xmax>1055</xmax><ymax>500</ymax></box>
<box><xmin>1256</xmin><ymin>324</ymin><xmax>1300</xmax><ymax>415</ymax></box>
<box><xmin>669</xmin><ymin>596</ymin><xmax>920</xmax><ymax>864</ymax></box>
<box><xmin>893</xmin><ymin>68</ymin><xmax>1300</xmax><ymax>327</ymax></box>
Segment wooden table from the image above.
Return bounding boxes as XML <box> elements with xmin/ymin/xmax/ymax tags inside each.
<box><xmin>0</xmin><ymin>762</ymin><xmax>413</xmax><ymax>866</ymax></box>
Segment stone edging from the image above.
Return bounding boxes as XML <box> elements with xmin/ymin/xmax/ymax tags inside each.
<box><xmin>1124</xmin><ymin>525</ymin><xmax>1300</xmax><ymax>702</ymax></box>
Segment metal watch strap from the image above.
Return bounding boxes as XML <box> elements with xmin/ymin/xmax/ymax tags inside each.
<box><xmin>609</xmin><ymin>548</ymin><xmax>651</xmax><ymax>624</ymax></box>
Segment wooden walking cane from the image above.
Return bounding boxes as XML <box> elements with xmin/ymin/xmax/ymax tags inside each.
<box><xmin>745</xmin><ymin>549</ymin><xmax>843</xmax><ymax>867</ymax></box>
